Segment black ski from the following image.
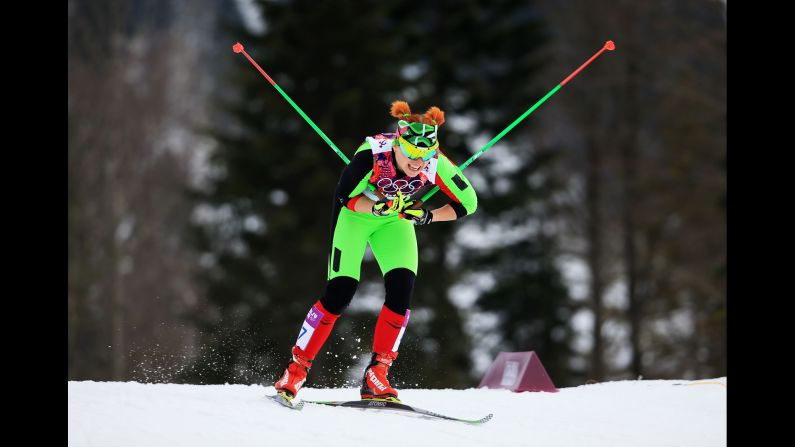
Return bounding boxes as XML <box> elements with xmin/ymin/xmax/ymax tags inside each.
<box><xmin>304</xmin><ymin>399</ymin><xmax>492</xmax><ymax>425</ymax></box>
<box><xmin>267</xmin><ymin>393</ymin><xmax>305</xmax><ymax>410</ymax></box>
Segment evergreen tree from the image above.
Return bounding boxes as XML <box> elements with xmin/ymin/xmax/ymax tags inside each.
<box><xmin>459</xmin><ymin>149</ymin><xmax>579</xmax><ymax>385</ymax></box>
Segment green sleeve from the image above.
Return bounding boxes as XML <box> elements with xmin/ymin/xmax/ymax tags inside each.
<box><xmin>435</xmin><ymin>154</ymin><xmax>478</xmax><ymax>216</ymax></box>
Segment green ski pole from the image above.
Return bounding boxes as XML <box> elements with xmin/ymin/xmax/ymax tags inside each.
<box><xmin>232</xmin><ymin>42</ymin><xmax>350</xmax><ymax>164</ymax></box>
<box><xmin>417</xmin><ymin>40</ymin><xmax>615</xmax><ymax>204</ymax></box>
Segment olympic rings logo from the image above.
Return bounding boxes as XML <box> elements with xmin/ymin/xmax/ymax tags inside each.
<box><xmin>376</xmin><ymin>178</ymin><xmax>424</xmax><ymax>198</ymax></box>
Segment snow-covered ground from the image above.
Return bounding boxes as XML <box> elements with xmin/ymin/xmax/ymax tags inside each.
<box><xmin>68</xmin><ymin>378</ymin><xmax>726</xmax><ymax>447</ymax></box>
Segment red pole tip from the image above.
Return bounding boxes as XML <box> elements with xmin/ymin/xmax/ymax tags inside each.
<box><xmin>604</xmin><ymin>40</ymin><xmax>615</xmax><ymax>51</ymax></box>
<box><xmin>233</xmin><ymin>42</ymin><xmax>244</xmax><ymax>53</ymax></box>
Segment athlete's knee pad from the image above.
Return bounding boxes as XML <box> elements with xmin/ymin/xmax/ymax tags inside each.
<box><xmin>320</xmin><ymin>276</ymin><xmax>359</xmax><ymax>315</ymax></box>
<box><xmin>383</xmin><ymin>268</ymin><xmax>415</xmax><ymax>315</ymax></box>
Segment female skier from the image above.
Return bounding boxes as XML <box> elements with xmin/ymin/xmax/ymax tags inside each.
<box><xmin>274</xmin><ymin>100</ymin><xmax>478</xmax><ymax>402</ymax></box>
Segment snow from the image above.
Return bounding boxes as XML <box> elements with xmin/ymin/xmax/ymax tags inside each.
<box><xmin>68</xmin><ymin>378</ymin><xmax>726</xmax><ymax>447</ymax></box>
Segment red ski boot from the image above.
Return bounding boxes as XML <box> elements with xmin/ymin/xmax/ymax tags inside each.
<box><xmin>360</xmin><ymin>352</ymin><xmax>399</xmax><ymax>400</ymax></box>
<box><xmin>275</xmin><ymin>346</ymin><xmax>313</xmax><ymax>398</ymax></box>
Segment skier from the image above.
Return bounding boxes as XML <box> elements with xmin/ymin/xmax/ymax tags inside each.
<box><xmin>274</xmin><ymin>100</ymin><xmax>478</xmax><ymax>403</ymax></box>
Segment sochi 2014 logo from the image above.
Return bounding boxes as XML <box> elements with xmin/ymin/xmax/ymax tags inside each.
<box><xmin>376</xmin><ymin>178</ymin><xmax>424</xmax><ymax>199</ymax></box>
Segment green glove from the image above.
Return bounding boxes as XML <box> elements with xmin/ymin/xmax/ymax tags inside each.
<box><xmin>372</xmin><ymin>191</ymin><xmax>407</xmax><ymax>217</ymax></box>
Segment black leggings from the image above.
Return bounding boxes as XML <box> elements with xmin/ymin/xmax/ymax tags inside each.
<box><xmin>319</xmin><ymin>268</ymin><xmax>415</xmax><ymax>316</ymax></box>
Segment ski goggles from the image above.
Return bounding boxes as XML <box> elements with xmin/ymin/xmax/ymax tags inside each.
<box><xmin>397</xmin><ymin>136</ymin><xmax>438</xmax><ymax>161</ymax></box>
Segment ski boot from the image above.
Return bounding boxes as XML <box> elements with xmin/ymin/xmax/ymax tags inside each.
<box><xmin>275</xmin><ymin>346</ymin><xmax>313</xmax><ymax>400</ymax></box>
<box><xmin>360</xmin><ymin>352</ymin><xmax>400</xmax><ymax>402</ymax></box>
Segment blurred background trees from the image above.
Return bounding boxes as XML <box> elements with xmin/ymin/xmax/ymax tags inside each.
<box><xmin>68</xmin><ymin>0</ymin><xmax>726</xmax><ymax>387</ymax></box>
<box><xmin>536</xmin><ymin>0</ymin><xmax>726</xmax><ymax>380</ymax></box>
<box><xmin>68</xmin><ymin>0</ymin><xmax>225</xmax><ymax>381</ymax></box>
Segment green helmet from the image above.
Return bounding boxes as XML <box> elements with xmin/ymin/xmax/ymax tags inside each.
<box><xmin>395</xmin><ymin>120</ymin><xmax>438</xmax><ymax>161</ymax></box>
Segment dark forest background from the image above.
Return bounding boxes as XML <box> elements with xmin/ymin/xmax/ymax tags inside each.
<box><xmin>68</xmin><ymin>0</ymin><xmax>726</xmax><ymax>387</ymax></box>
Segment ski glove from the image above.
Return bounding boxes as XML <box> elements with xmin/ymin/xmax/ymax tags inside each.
<box><xmin>372</xmin><ymin>191</ymin><xmax>408</xmax><ymax>217</ymax></box>
<box><xmin>402</xmin><ymin>208</ymin><xmax>433</xmax><ymax>226</ymax></box>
